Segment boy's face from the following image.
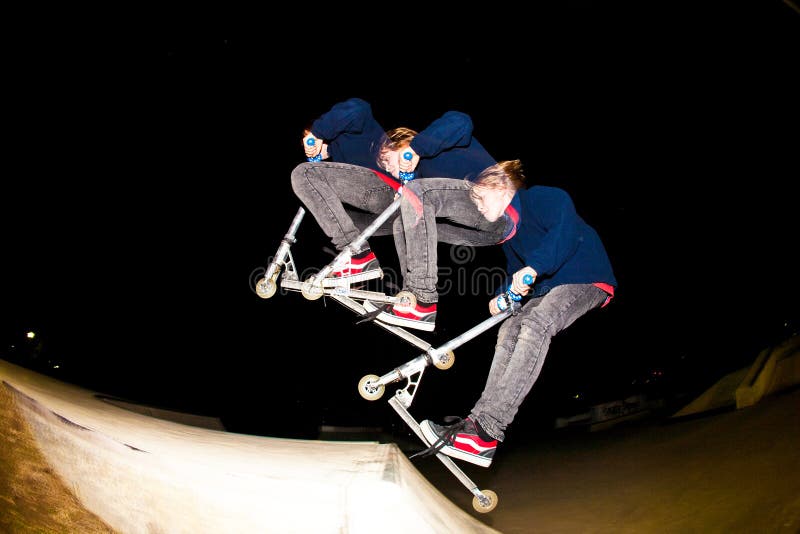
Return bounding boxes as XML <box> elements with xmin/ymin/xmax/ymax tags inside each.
<box><xmin>471</xmin><ymin>185</ymin><xmax>511</xmax><ymax>222</ymax></box>
<box><xmin>379</xmin><ymin>148</ymin><xmax>402</xmax><ymax>179</ymax></box>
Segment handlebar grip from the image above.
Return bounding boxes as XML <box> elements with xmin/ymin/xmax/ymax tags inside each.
<box><xmin>306</xmin><ymin>137</ymin><xmax>322</xmax><ymax>162</ymax></box>
<box><xmin>507</xmin><ymin>274</ymin><xmax>535</xmax><ymax>299</ymax></box>
<box><xmin>399</xmin><ymin>151</ymin><xmax>415</xmax><ymax>182</ymax></box>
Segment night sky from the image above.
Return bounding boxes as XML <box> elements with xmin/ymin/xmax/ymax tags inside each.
<box><xmin>3</xmin><ymin>4</ymin><xmax>798</xmax><ymax>440</ymax></box>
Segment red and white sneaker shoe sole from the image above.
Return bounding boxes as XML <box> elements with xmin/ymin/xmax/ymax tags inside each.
<box><xmin>419</xmin><ymin>420</ymin><xmax>494</xmax><ymax>468</ymax></box>
<box><xmin>363</xmin><ymin>300</ymin><xmax>436</xmax><ymax>332</ymax></box>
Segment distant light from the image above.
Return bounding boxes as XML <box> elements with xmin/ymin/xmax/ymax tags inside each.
<box><xmin>26</xmin><ymin>331</ymin><xmax>36</xmax><ymax>339</ymax></box>
<box><xmin>53</xmin><ymin>365</ymin><xmax>60</xmax><ymax>369</ymax></box>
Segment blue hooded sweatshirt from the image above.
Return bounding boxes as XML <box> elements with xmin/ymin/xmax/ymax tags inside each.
<box><xmin>312</xmin><ymin>101</ymin><xmax>495</xmax><ymax>183</ymax></box>
<box><xmin>411</xmin><ymin>111</ymin><xmax>496</xmax><ymax>182</ymax></box>
<box><xmin>502</xmin><ymin>186</ymin><xmax>617</xmax><ymax>298</ymax></box>
<box><xmin>310</xmin><ymin>98</ymin><xmax>387</xmax><ymax>173</ymax></box>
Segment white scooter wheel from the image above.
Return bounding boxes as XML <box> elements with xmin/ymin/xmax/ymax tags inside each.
<box><xmin>255</xmin><ymin>277</ymin><xmax>277</xmax><ymax>299</ymax></box>
<box><xmin>301</xmin><ymin>278</ymin><xmax>324</xmax><ymax>301</ymax></box>
<box><xmin>358</xmin><ymin>374</ymin><xmax>384</xmax><ymax>401</ymax></box>
<box><xmin>393</xmin><ymin>290</ymin><xmax>417</xmax><ymax>309</ymax></box>
<box><xmin>473</xmin><ymin>489</ymin><xmax>498</xmax><ymax>513</ymax></box>
<box><xmin>433</xmin><ymin>350</ymin><xmax>455</xmax><ymax>370</ymax></box>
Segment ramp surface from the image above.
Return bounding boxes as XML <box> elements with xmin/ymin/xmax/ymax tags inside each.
<box><xmin>0</xmin><ymin>359</ymin><xmax>499</xmax><ymax>534</ymax></box>
<box><xmin>4</xmin><ymin>355</ymin><xmax>800</xmax><ymax>533</ymax></box>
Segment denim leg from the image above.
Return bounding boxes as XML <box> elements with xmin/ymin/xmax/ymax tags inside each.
<box><xmin>290</xmin><ymin>162</ymin><xmax>395</xmax><ymax>252</ymax></box>
<box><xmin>399</xmin><ymin>178</ymin><xmax>507</xmax><ymax>303</ymax></box>
<box><xmin>391</xmin><ymin>201</ymin><xmax>505</xmax><ymax>285</ymax></box>
<box><xmin>470</xmin><ymin>284</ymin><xmax>608</xmax><ymax>441</ymax></box>
<box><xmin>349</xmin><ymin>209</ymin><xmax>398</xmax><ymax>237</ymax></box>
<box><xmin>392</xmin><ymin>215</ymin><xmax>408</xmax><ymax>278</ymax></box>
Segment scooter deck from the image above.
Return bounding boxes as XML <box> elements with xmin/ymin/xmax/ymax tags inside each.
<box><xmin>280</xmin><ymin>277</ymin><xmax>432</xmax><ymax>352</ymax></box>
<box><xmin>280</xmin><ymin>278</ymin><xmax>399</xmax><ymax>306</ymax></box>
<box><xmin>331</xmin><ymin>294</ymin><xmax>432</xmax><ymax>352</ymax></box>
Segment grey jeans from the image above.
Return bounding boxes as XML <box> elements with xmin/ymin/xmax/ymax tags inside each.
<box><xmin>290</xmin><ymin>162</ymin><xmax>397</xmax><ymax>253</ymax></box>
<box><xmin>392</xmin><ymin>178</ymin><xmax>510</xmax><ymax>303</ymax></box>
<box><xmin>470</xmin><ymin>284</ymin><xmax>609</xmax><ymax>441</ymax></box>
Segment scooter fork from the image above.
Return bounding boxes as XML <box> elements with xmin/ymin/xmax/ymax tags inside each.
<box><xmin>255</xmin><ymin>207</ymin><xmax>306</xmax><ymax>299</ymax></box>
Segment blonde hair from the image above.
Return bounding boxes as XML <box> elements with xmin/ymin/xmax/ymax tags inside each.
<box><xmin>375</xmin><ymin>127</ymin><xmax>419</xmax><ymax>170</ymax></box>
<box><xmin>382</xmin><ymin>127</ymin><xmax>418</xmax><ymax>150</ymax></box>
<box><xmin>472</xmin><ymin>160</ymin><xmax>526</xmax><ymax>192</ymax></box>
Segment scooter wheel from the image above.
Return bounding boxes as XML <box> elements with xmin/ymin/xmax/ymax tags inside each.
<box><xmin>393</xmin><ymin>290</ymin><xmax>417</xmax><ymax>309</ymax></box>
<box><xmin>433</xmin><ymin>350</ymin><xmax>455</xmax><ymax>370</ymax></box>
<box><xmin>301</xmin><ymin>278</ymin><xmax>324</xmax><ymax>301</ymax></box>
<box><xmin>473</xmin><ymin>489</ymin><xmax>498</xmax><ymax>513</ymax></box>
<box><xmin>358</xmin><ymin>374</ymin><xmax>384</xmax><ymax>401</ymax></box>
<box><xmin>255</xmin><ymin>277</ymin><xmax>277</xmax><ymax>299</ymax></box>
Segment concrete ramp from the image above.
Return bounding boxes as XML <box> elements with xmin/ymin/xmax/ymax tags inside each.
<box><xmin>673</xmin><ymin>334</ymin><xmax>800</xmax><ymax>418</ymax></box>
<box><xmin>0</xmin><ymin>359</ymin><xmax>498</xmax><ymax>533</ymax></box>
<box><xmin>671</xmin><ymin>366</ymin><xmax>748</xmax><ymax>417</ymax></box>
<box><xmin>736</xmin><ymin>334</ymin><xmax>800</xmax><ymax>408</ymax></box>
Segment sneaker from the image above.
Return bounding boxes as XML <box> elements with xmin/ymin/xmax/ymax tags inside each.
<box><xmin>323</xmin><ymin>250</ymin><xmax>382</xmax><ymax>286</ymax></box>
<box><xmin>363</xmin><ymin>298</ymin><xmax>436</xmax><ymax>332</ymax></box>
<box><xmin>418</xmin><ymin>417</ymin><xmax>497</xmax><ymax>468</ymax></box>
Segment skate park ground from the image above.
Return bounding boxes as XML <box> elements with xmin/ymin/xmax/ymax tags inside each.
<box><xmin>415</xmin><ymin>385</ymin><xmax>800</xmax><ymax>533</ymax></box>
<box><xmin>2</xmin><ymin>337</ymin><xmax>799</xmax><ymax>534</ymax></box>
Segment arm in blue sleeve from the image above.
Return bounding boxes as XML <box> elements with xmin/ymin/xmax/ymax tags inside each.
<box><xmin>311</xmin><ymin>98</ymin><xmax>372</xmax><ymax>141</ymax></box>
<box><xmin>410</xmin><ymin>111</ymin><xmax>474</xmax><ymax>158</ymax></box>
<box><xmin>524</xmin><ymin>189</ymin><xmax>583</xmax><ymax>276</ymax></box>
<box><xmin>501</xmin><ymin>242</ymin><xmax>525</xmax><ymax>294</ymax></box>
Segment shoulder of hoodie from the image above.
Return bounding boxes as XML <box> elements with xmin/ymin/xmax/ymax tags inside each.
<box><xmin>520</xmin><ymin>185</ymin><xmax>572</xmax><ymax>204</ymax></box>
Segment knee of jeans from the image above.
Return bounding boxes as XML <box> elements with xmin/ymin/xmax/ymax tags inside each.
<box><xmin>290</xmin><ymin>167</ymin><xmax>303</xmax><ymax>189</ymax></box>
<box><xmin>520</xmin><ymin>313</ymin><xmax>556</xmax><ymax>337</ymax></box>
<box><xmin>290</xmin><ymin>164</ymin><xmax>314</xmax><ymax>194</ymax></box>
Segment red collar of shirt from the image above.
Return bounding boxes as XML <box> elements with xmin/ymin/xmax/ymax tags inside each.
<box><xmin>497</xmin><ymin>203</ymin><xmax>519</xmax><ymax>243</ymax></box>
